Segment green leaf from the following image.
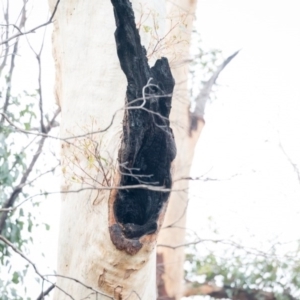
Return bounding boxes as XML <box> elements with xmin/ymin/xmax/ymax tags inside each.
<box><xmin>12</xmin><ymin>272</ymin><xmax>19</xmax><ymax>284</ymax></box>
<box><xmin>143</xmin><ymin>25</ymin><xmax>151</xmax><ymax>33</ymax></box>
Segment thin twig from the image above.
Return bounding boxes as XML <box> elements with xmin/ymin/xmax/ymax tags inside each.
<box><xmin>0</xmin><ymin>1</ymin><xmax>26</xmax><ymax>121</ymax></box>
<box><xmin>0</xmin><ymin>0</ymin><xmax>61</xmax><ymax>46</ymax></box>
<box><xmin>36</xmin><ymin>284</ymin><xmax>55</xmax><ymax>300</ymax></box>
<box><xmin>45</xmin><ymin>274</ymin><xmax>113</xmax><ymax>299</ymax></box>
<box><xmin>0</xmin><ymin>89</ymin><xmax>170</xmax><ymax>141</ymax></box>
<box><xmin>25</xmin><ymin>17</ymin><xmax>48</xmax><ymax>133</ymax></box>
<box><xmin>157</xmin><ymin>238</ymin><xmax>298</xmax><ymax>260</ymax></box>
<box><xmin>0</xmin><ymin>136</ymin><xmax>46</xmax><ymax>231</ymax></box>
<box><xmin>0</xmin><ymin>0</ymin><xmax>10</xmax><ymax>73</ymax></box>
<box><xmin>0</xmin><ymin>184</ymin><xmax>178</xmax><ymax>213</ymax></box>
<box><xmin>0</xmin><ymin>235</ymin><xmax>75</xmax><ymax>300</ymax></box>
<box><xmin>0</xmin><ymin>39</ymin><xmax>18</xmax><ymax>122</ymax></box>
<box><xmin>0</xmin><ymin>109</ymin><xmax>60</xmax><ymax>232</ymax></box>
<box><xmin>278</xmin><ymin>140</ymin><xmax>300</xmax><ymax>184</ymax></box>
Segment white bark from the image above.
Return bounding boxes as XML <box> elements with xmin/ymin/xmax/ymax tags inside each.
<box><xmin>49</xmin><ymin>0</ymin><xmax>201</xmax><ymax>299</ymax></box>
<box><xmin>156</xmin><ymin>1</ymin><xmax>202</xmax><ymax>299</ymax></box>
<box><xmin>49</xmin><ymin>0</ymin><xmax>167</xmax><ymax>299</ymax></box>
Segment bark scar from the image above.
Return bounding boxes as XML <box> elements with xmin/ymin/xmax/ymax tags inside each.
<box><xmin>98</xmin><ymin>268</ymin><xmax>107</xmax><ymax>287</ymax></box>
<box><xmin>124</xmin><ymin>268</ymin><xmax>136</xmax><ymax>279</ymax></box>
<box><xmin>109</xmin><ymin>0</ymin><xmax>176</xmax><ymax>252</ymax></box>
<box><xmin>114</xmin><ymin>286</ymin><xmax>123</xmax><ymax>300</ymax></box>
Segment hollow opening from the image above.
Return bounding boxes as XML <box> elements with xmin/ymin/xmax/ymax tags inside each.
<box><xmin>115</xmin><ymin>189</ymin><xmax>148</xmax><ymax>226</ymax></box>
<box><xmin>114</xmin><ymin>182</ymin><xmax>165</xmax><ymax>239</ymax></box>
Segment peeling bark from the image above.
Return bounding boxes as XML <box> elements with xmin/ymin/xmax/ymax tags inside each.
<box><xmin>109</xmin><ymin>0</ymin><xmax>176</xmax><ymax>252</ymax></box>
<box><xmin>156</xmin><ymin>253</ymin><xmax>175</xmax><ymax>300</ymax></box>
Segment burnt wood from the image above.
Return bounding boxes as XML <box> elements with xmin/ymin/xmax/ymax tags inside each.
<box><xmin>110</xmin><ymin>0</ymin><xmax>176</xmax><ymax>243</ymax></box>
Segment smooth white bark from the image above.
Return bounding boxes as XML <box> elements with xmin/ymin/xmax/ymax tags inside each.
<box><xmin>49</xmin><ymin>0</ymin><xmax>202</xmax><ymax>298</ymax></box>
<box><xmin>156</xmin><ymin>1</ymin><xmax>201</xmax><ymax>299</ymax></box>
<box><xmin>49</xmin><ymin>0</ymin><xmax>166</xmax><ymax>299</ymax></box>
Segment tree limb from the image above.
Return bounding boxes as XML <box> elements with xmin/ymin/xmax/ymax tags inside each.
<box><xmin>0</xmin><ymin>0</ymin><xmax>60</xmax><ymax>46</ymax></box>
<box><xmin>278</xmin><ymin>140</ymin><xmax>300</xmax><ymax>184</ymax></box>
<box><xmin>0</xmin><ymin>235</ymin><xmax>75</xmax><ymax>300</ymax></box>
<box><xmin>36</xmin><ymin>284</ymin><xmax>55</xmax><ymax>300</ymax></box>
<box><xmin>0</xmin><ymin>109</ymin><xmax>60</xmax><ymax>233</ymax></box>
<box><xmin>189</xmin><ymin>50</ymin><xmax>240</xmax><ymax>134</ymax></box>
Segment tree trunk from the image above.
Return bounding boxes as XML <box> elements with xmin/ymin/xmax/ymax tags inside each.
<box><xmin>49</xmin><ymin>0</ymin><xmax>201</xmax><ymax>298</ymax></box>
<box><xmin>156</xmin><ymin>1</ymin><xmax>202</xmax><ymax>299</ymax></box>
<box><xmin>48</xmin><ymin>0</ymin><xmax>188</xmax><ymax>299</ymax></box>
<box><xmin>157</xmin><ymin>48</ymin><xmax>240</xmax><ymax>300</ymax></box>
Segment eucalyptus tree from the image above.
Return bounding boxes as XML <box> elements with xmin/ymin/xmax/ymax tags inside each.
<box><xmin>48</xmin><ymin>0</ymin><xmax>204</xmax><ymax>298</ymax></box>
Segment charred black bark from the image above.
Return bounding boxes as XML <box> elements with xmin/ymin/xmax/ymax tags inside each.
<box><xmin>109</xmin><ymin>0</ymin><xmax>176</xmax><ymax>242</ymax></box>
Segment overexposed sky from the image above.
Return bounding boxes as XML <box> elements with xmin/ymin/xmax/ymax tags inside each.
<box><xmin>188</xmin><ymin>0</ymin><xmax>300</xmax><ymax>246</ymax></box>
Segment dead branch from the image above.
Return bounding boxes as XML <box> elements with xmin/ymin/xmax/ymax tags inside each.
<box><xmin>0</xmin><ymin>234</ymin><xmax>74</xmax><ymax>300</ymax></box>
<box><xmin>1</xmin><ymin>36</ymin><xmax>18</xmax><ymax>121</ymax></box>
<box><xmin>0</xmin><ymin>1</ymin><xmax>27</xmax><ymax>120</ymax></box>
<box><xmin>1</xmin><ymin>90</ymin><xmax>171</xmax><ymax>141</ymax></box>
<box><xmin>157</xmin><ymin>238</ymin><xmax>298</xmax><ymax>260</ymax></box>
<box><xmin>44</xmin><ymin>275</ymin><xmax>113</xmax><ymax>300</ymax></box>
<box><xmin>0</xmin><ymin>0</ymin><xmax>61</xmax><ymax>46</ymax></box>
<box><xmin>25</xmin><ymin>18</ymin><xmax>48</xmax><ymax>133</ymax></box>
<box><xmin>0</xmin><ymin>184</ymin><xmax>186</xmax><ymax>213</ymax></box>
<box><xmin>189</xmin><ymin>50</ymin><xmax>240</xmax><ymax>134</ymax></box>
<box><xmin>0</xmin><ymin>109</ymin><xmax>60</xmax><ymax>232</ymax></box>
<box><xmin>0</xmin><ymin>0</ymin><xmax>10</xmax><ymax>73</ymax></box>
<box><xmin>278</xmin><ymin>140</ymin><xmax>300</xmax><ymax>184</ymax></box>
<box><xmin>36</xmin><ymin>284</ymin><xmax>55</xmax><ymax>300</ymax></box>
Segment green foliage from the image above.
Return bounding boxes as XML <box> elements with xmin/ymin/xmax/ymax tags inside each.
<box><xmin>185</xmin><ymin>240</ymin><xmax>300</xmax><ymax>299</ymax></box>
<box><xmin>0</xmin><ymin>93</ymin><xmax>38</xmax><ymax>299</ymax></box>
<box><xmin>189</xmin><ymin>30</ymin><xmax>223</xmax><ymax>104</ymax></box>
<box><xmin>185</xmin><ymin>32</ymin><xmax>300</xmax><ymax>300</ymax></box>
<box><xmin>0</xmin><ymin>92</ymin><xmax>37</xmax><ymax>236</ymax></box>
<box><xmin>0</xmin><ymin>38</ymin><xmax>51</xmax><ymax>300</ymax></box>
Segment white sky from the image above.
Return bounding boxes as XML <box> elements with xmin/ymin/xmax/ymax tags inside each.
<box><xmin>188</xmin><ymin>0</ymin><xmax>300</xmax><ymax>248</ymax></box>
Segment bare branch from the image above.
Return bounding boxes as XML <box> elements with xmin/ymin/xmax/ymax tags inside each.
<box><xmin>157</xmin><ymin>238</ymin><xmax>297</xmax><ymax>259</ymax></box>
<box><xmin>0</xmin><ymin>136</ymin><xmax>46</xmax><ymax>232</ymax></box>
<box><xmin>25</xmin><ymin>18</ymin><xmax>48</xmax><ymax>133</ymax></box>
<box><xmin>175</xmin><ymin>173</ymin><xmax>241</xmax><ymax>182</ymax></box>
<box><xmin>0</xmin><ymin>0</ymin><xmax>10</xmax><ymax>73</ymax></box>
<box><xmin>36</xmin><ymin>284</ymin><xmax>55</xmax><ymax>300</ymax></box>
<box><xmin>45</xmin><ymin>275</ymin><xmax>113</xmax><ymax>300</ymax></box>
<box><xmin>0</xmin><ymin>0</ymin><xmax>61</xmax><ymax>46</ymax></box>
<box><xmin>278</xmin><ymin>140</ymin><xmax>300</xmax><ymax>184</ymax></box>
<box><xmin>0</xmin><ymin>234</ymin><xmax>42</xmax><ymax>276</ymax></box>
<box><xmin>0</xmin><ymin>109</ymin><xmax>60</xmax><ymax>232</ymax></box>
<box><xmin>0</xmin><ymin>235</ymin><xmax>142</xmax><ymax>300</ymax></box>
<box><xmin>0</xmin><ymin>1</ymin><xmax>27</xmax><ymax>121</ymax></box>
<box><xmin>161</xmin><ymin>195</ymin><xmax>189</xmax><ymax>228</ymax></box>
<box><xmin>0</xmin><ymin>184</ymin><xmax>180</xmax><ymax>213</ymax></box>
<box><xmin>0</xmin><ymin>38</ymin><xmax>18</xmax><ymax>121</ymax></box>
<box><xmin>189</xmin><ymin>50</ymin><xmax>240</xmax><ymax>133</ymax></box>
<box><xmin>0</xmin><ymin>90</ymin><xmax>171</xmax><ymax>141</ymax></box>
<box><xmin>0</xmin><ymin>235</ymin><xmax>75</xmax><ymax>300</ymax></box>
